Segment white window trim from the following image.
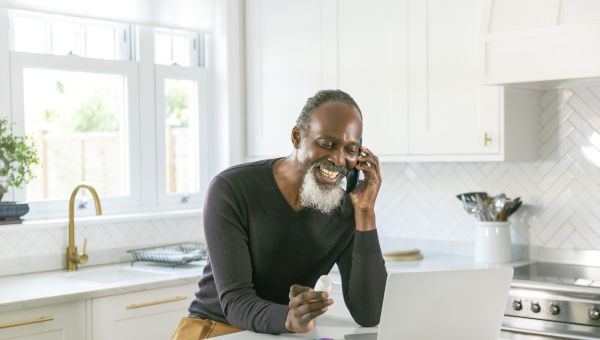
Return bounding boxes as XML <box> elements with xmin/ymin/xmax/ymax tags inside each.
<box><xmin>1</xmin><ymin>11</ymin><xmax>214</xmax><ymax>220</ymax></box>
<box><xmin>8</xmin><ymin>9</ymin><xmax>133</xmax><ymax>61</ymax></box>
<box><xmin>154</xmin><ymin>65</ymin><xmax>208</xmax><ymax>207</ymax></box>
<box><xmin>9</xmin><ymin>51</ymin><xmax>142</xmax><ymax>219</ymax></box>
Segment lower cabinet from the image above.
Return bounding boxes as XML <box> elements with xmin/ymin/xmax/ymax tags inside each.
<box><xmin>0</xmin><ymin>301</ymin><xmax>86</xmax><ymax>340</ymax></box>
<box><xmin>91</xmin><ymin>283</ymin><xmax>198</xmax><ymax>340</ymax></box>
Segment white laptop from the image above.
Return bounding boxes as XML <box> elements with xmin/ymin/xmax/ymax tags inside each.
<box><xmin>345</xmin><ymin>267</ymin><xmax>513</xmax><ymax>340</ymax></box>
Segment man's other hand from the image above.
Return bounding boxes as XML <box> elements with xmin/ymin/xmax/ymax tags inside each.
<box><xmin>285</xmin><ymin>284</ymin><xmax>333</xmax><ymax>333</ymax></box>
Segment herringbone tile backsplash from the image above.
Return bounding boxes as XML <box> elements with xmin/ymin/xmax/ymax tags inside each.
<box><xmin>376</xmin><ymin>87</ymin><xmax>600</xmax><ymax>251</ymax></box>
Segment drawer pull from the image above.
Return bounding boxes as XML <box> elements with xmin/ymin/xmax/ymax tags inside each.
<box><xmin>126</xmin><ymin>295</ymin><xmax>187</xmax><ymax>310</ymax></box>
<box><xmin>0</xmin><ymin>315</ymin><xmax>54</xmax><ymax>329</ymax></box>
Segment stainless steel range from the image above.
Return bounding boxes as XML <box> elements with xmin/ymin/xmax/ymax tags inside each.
<box><xmin>500</xmin><ymin>261</ymin><xmax>600</xmax><ymax>340</ymax></box>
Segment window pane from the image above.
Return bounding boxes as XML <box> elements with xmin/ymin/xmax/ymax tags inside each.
<box><xmin>155</xmin><ymin>33</ymin><xmax>171</xmax><ymax>65</ymax></box>
<box><xmin>85</xmin><ymin>25</ymin><xmax>115</xmax><ymax>60</ymax></box>
<box><xmin>51</xmin><ymin>21</ymin><xmax>82</xmax><ymax>55</ymax></box>
<box><xmin>172</xmin><ymin>36</ymin><xmax>190</xmax><ymax>67</ymax></box>
<box><xmin>164</xmin><ymin>79</ymin><xmax>198</xmax><ymax>194</ymax></box>
<box><xmin>23</xmin><ymin>69</ymin><xmax>127</xmax><ymax>200</ymax></box>
<box><xmin>13</xmin><ymin>17</ymin><xmax>47</xmax><ymax>53</ymax></box>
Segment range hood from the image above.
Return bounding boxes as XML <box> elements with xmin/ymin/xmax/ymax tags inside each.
<box><xmin>481</xmin><ymin>0</ymin><xmax>600</xmax><ymax>87</ymax></box>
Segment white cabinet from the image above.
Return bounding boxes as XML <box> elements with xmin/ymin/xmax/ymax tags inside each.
<box><xmin>0</xmin><ymin>301</ymin><xmax>86</xmax><ymax>340</ymax></box>
<box><xmin>245</xmin><ymin>0</ymin><xmax>539</xmax><ymax>161</ymax></box>
<box><xmin>482</xmin><ymin>0</ymin><xmax>600</xmax><ymax>84</ymax></box>
<box><xmin>245</xmin><ymin>0</ymin><xmax>337</xmax><ymax>159</ymax></box>
<box><xmin>408</xmin><ymin>0</ymin><xmax>497</xmax><ymax>156</ymax></box>
<box><xmin>337</xmin><ymin>0</ymin><xmax>409</xmax><ymax>157</ymax></box>
<box><xmin>91</xmin><ymin>283</ymin><xmax>197</xmax><ymax>340</ymax></box>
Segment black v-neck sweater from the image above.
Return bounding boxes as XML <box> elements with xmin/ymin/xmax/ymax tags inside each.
<box><xmin>188</xmin><ymin>159</ymin><xmax>387</xmax><ymax>334</ymax></box>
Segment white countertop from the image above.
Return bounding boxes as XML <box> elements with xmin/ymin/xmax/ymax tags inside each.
<box><xmin>211</xmin><ymin>315</ymin><xmax>515</xmax><ymax>340</ymax></box>
<box><xmin>0</xmin><ymin>251</ymin><xmax>528</xmax><ymax>330</ymax></box>
<box><xmin>0</xmin><ymin>261</ymin><xmax>205</xmax><ymax>312</ymax></box>
<box><xmin>212</xmin><ymin>253</ymin><xmax>528</xmax><ymax>340</ymax></box>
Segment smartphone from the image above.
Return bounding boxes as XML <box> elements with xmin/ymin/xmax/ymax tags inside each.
<box><xmin>345</xmin><ymin>140</ymin><xmax>362</xmax><ymax>193</ymax></box>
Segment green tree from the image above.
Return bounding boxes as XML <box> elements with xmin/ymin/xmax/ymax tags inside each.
<box><xmin>72</xmin><ymin>96</ymin><xmax>119</xmax><ymax>132</ymax></box>
<box><xmin>166</xmin><ymin>87</ymin><xmax>189</xmax><ymax>127</ymax></box>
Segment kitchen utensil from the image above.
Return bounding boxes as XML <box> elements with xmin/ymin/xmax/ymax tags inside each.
<box><xmin>505</xmin><ymin>200</ymin><xmax>522</xmax><ymax>219</ymax></box>
<box><xmin>456</xmin><ymin>192</ymin><xmax>488</xmax><ymax>203</ymax></box>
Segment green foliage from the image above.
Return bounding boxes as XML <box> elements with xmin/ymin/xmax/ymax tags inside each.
<box><xmin>0</xmin><ymin>118</ymin><xmax>39</xmax><ymax>201</ymax></box>
<box><xmin>72</xmin><ymin>96</ymin><xmax>119</xmax><ymax>132</ymax></box>
<box><xmin>165</xmin><ymin>87</ymin><xmax>189</xmax><ymax>127</ymax></box>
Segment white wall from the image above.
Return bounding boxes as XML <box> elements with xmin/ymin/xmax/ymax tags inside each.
<box><xmin>0</xmin><ymin>0</ymin><xmax>214</xmax><ymax>30</ymax></box>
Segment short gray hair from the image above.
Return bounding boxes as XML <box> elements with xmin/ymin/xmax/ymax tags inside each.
<box><xmin>296</xmin><ymin>89</ymin><xmax>362</xmax><ymax>133</ymax></box>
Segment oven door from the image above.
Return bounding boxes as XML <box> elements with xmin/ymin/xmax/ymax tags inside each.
<box><xmin>502</xmin><ymin>316</ymin><xmax>600</xmax><ymax>340</ymax></box>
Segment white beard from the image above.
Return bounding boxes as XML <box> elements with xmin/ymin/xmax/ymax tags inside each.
<box><xmin>299</xmin><ymin>164</ymin><xmax>344</xmax><ymax>214</ymax></box>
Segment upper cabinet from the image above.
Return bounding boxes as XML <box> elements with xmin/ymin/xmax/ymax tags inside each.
<box><xmin>246</xmin><ymin>0</ymin><xmax>539</xmax><ymax>161</ymax></box>
<box><xmin>337</xmin><ymin>0</ymin><xmax>409</xmax><ymax>157</ymax></box>
<box><xmin>407</xmin><ymin>0</ymin><xmax>502</xmax><ymax>158</ymax></box>
<box><xmin>482</xmin><ymin>0</ymin><xmax>600</xmax><ymax>84</ymax></box>
<box><xmin>245</xmin><ymin>0</ymin><xmax>337</xmax><ymax>158</ymax></box>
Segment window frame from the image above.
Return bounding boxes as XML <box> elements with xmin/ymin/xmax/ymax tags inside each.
<box><xmin>154</xmin><ymin>65</ymin><xmax>209</xmax><ymax>207</ymax></box>
<box><xmin>8</xmin><ymin>9</ymin><xmax>132</xmax><ymax>61</ymax></box>
<box><xmin>1</xmin><ymin>10</ymin><xmax>211</xmax><ymax>219</ymax></box>
<box><xmin>9</xmin><ymin>51</ymin><xmax>142</xmax><ymax>218</ymax></box>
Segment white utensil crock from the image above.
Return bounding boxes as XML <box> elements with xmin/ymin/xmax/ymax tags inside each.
<box><xmin>474</xmin><ymin>221</ymin><xmax>512</xmax><ymax>263</ymax></box>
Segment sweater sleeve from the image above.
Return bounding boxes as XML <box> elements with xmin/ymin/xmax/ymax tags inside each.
<box><xmin>204</xmin><ymin>176</ymin><xmax>290</xmax><ymax>334</ymax></box>
<box><xmin>336</xmin><ymin>229</ymin><xmax>388</xmax><ymax>326</ymax></box>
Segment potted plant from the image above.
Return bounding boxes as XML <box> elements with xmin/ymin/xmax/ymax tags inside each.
<box><xmin>0</xmin><ymin>118</ymin><xmax>39</xmax><ymax>222</ymax></box>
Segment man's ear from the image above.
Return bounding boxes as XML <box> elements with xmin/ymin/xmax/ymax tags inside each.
<box><xmin>291</xmin><ymin>126</ymin><xmax>302</xmax><ymax>149</ymax></box>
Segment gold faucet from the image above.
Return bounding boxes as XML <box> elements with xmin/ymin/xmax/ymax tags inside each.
<box><xmin>66</xmin><ymin>184</ymin><xmax>102</xmax><ymax>271</ymax></box>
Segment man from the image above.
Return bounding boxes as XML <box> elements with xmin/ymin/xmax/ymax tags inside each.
<box><xmin>171</xmin><ymin>90</ymin><xmax>387</xmax><ymax>339</ymax></box>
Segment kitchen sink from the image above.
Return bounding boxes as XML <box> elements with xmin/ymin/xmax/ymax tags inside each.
<box><xmin>64</xmin><ymin>266</ymin><xmax>168</xmax><ymax>283</ymax></box>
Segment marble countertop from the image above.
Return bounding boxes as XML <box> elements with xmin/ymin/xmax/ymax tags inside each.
<box><xmin>0</xmin><ymin>251</ymin><xmax>528</xmax><ymax>315</ymax></box>
<box><xmin>210</xmin><ymin>314</ymin><xmax>516</xmax><ymax>340</ymax></box>
<box><xmin>0</xmin><ymin>261</ymin><xmax>205</xmax><ymax>313</ymax></box>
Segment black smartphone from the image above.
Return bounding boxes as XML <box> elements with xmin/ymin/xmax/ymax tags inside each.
<box><xmin>345</xmin><ymin>140</ymin><xmax>362</xmax><ymax>193</ymax></box>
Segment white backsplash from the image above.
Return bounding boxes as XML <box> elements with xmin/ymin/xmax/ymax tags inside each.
<box><xmin>0</xmin><ymin>213</ymin><xmax>203</xmax><ymax>276</ymax></box>
<box><xmin>376</xmin><ymin>87</ymin><xmax>600</xmax><ymax>252</ymax></box>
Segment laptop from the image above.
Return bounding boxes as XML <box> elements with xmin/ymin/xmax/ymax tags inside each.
<box><xmin>345</xmin><ymin>267</ymin><xmax>513</xmax><ymax>340</ymax></box>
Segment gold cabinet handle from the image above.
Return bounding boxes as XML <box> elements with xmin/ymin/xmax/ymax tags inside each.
<box><xmin>0</xmin><ymin>315</ymin><xmax>54</xmax><ymax>329</ymax></box>
<box><xmin>126</xmin><ymin>296</ymin><xmax>187</xmax><ymax>310</ymax></box>
<box><xmin>484</xmin><ymin>132</ymin><xmax>492</xmax><ymax>146</ymax></box>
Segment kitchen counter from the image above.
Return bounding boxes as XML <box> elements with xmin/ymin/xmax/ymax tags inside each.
<box><xmin>0</xmin><ymin>252</ymin><xmax>528</xmax><ymax>324</ymax></box>
<box><xmin>0</xmin><ymin>261</ymin><xmax>205</xmax><ymax>313</ymax></box>
<box><xmin>210</xmin><ymin>314</ymin><xmax>517</xmax><ymax>340</ymax></box>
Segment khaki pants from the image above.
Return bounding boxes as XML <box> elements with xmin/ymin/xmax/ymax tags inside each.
<box><xmin>170</xmin><ymin>317</ymin><xmax>242</xmax><ymax>340</ymax></box>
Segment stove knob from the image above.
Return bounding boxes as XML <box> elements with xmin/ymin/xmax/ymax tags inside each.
<box><xmin>531</xmin><ymin>302</ymin><xmax>541</xmax><ymax>313</ymax></box>
<box><xmin>512</xmin><ymin>300</ymin><xmax>522</xmax><ymax>311</ymax></box>
<box><xmin>590</xmin><ymin>308</ymin><xmax>600</xmax><ymax>320</ymax></box>
<box><xmin>549</xmin><ymin>304</ymin><xmax>560</xmax><ymax>315</ymax></box>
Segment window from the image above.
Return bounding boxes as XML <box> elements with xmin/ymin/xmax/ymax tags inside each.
<box><xmin>154</xmin><ymin>28</ymin><xmax>204</xmax><ymax>67</ymax></box>
<box><xmin>3</xmin><ymin>10</ymin><xmax>209</xmax><ymax>218</ymax></box>
<box><xmin>23</xmin><ymin>69</ymin><xmax>127</xmax><ymax>200</ymax></box>
<box><xmin>9</xmin><ymin>10</ymin><xmax>131</xmax><ymax>60</ymax></box>
<box><xmin>155</xmin><ymin>62</ymin><xmax>208</xmax><ymax>205</ymax></box>
<box><xmin>163</xmin><ymin>79</ymin><xmax>199</xmax><ymax>194</ymax></box>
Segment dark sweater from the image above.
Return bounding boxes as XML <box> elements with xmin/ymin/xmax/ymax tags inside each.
<box><xmin>188</xmin><ymin>159</ymin><xmax>387</xmax><ymax>334</ymax></box>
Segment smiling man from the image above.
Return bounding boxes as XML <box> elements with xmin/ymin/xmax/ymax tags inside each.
<box><xmin>171</xmin><ymin>90</ymin><xmax>387</xmax><ymax>339</ymax></box>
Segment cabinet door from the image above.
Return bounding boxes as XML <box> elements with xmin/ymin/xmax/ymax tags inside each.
<box><xmin>0</xmin><ymin>301</ymin><xmax>86</xmax><ymax>340</ymax></box>
<box><xmin>91</xmin><ymin>283</ymin><xmax>197</xmax><ymax>340</ymax></box>
<box><xmin>246</xmin><ymin>0</ymin><xmax>337</xmax><ymax>158</ymax></box>
<box><xmin>338</xmin><ymin>0</ymin><xmax>409</xmax><ymax>156</ymax></box>
<box><xmin>408</xmin><ymin>0</ymin><xmax>501</xmax><ymax>155</ymax></box>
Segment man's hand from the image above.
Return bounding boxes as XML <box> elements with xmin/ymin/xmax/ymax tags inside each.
<box><xmin>285</xmin><ymin>284</ymin><xmax>333</xmax><ymax>333</ymax></box>
<box><xmin>350</xmin><ymin>145</ymin><xmax>381</xmax><ymax>231</ymax></box>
